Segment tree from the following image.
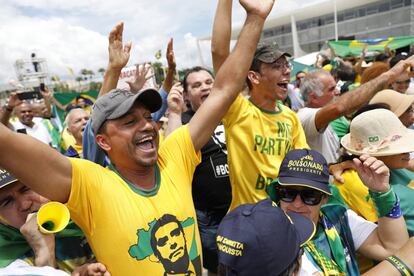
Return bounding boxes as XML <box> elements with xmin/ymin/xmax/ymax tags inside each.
<box><xmin>152</xmin><ymin>62</ymin><xmax>165</xmax><ymax>86</ymax></box>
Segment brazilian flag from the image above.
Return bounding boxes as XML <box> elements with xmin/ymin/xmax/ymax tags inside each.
<box><xmin>52</xmin><ymin>91</ymin><xmax>98</xmax><ymax>128</ymax></box>
<box><xmin>328</xmin><ymin>36</ymin><xmax>414</xmax><ymax>57</ymax></box>
<box><xmin>290</xmin><ymin>60</ymin><xmax>318</xmax><ymax>82</ymax></box>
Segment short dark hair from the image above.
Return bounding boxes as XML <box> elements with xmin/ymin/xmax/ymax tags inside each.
<box><xmin>76</xmin><ymin>95</ymin><xmax>86</xmax><ymax>101</ymax></box>
<box><xmin>352</xmin><ymin>103</ymin><xmax>390</xmax><ymax>120</ymax></box>
<box><xmin>150</xmin><ymin>214</ymin><xmax>185</xmax><ymax>259</ymax></box>
<box><xmin>374</xmin><ymin>53</ymin><xmax>390</xmax><ymax>62</ymax></box>
<box><xmin>182</xmin><ymin>66</ymin><xmax>214</xmax><ymax>93</ymax></box>
<box><xmin>389</xmin><ymin>54</ymin><xmax>408</xmax><ymax>68</ymax></box>
<box><xmin>246</xmin><ymin>58</ymin><xmax>264</xmax><ymax>90</ymax></box>
<box><xmin>332</xmin><ymin>64</ymin><xmax>356</xmax><ymax>82</ymax></box>
<box><xmin>295</xmin><ymin>71</ymin><xmax>305</xmax><ymax>78</ymax></box>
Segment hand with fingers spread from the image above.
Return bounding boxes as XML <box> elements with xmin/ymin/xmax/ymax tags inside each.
<box><xmin>167</xmin><ymin>83</ymin><xmax>185</xmax><ymax>114</ymax></box>
<box><xmin>239</xmin><ymin>0</ymin><xmax>275</xmax><ymax>20</ymax></box>
<box><xmin>72</xmin><ymin>262</ymin><xmax>111</xmax><ymax>276</ymax></box>
<box><xmin>108</xmin><ymin>22</ymin><xmax>132</xmax><ymax>71</ymax></box>
<box><xmin>126</xmin><ymin>63</ymin><xmax>153</xmax><ymax>93</ymax></box>
<box><xmin>353</xmin><ymin>154</ymin><xmax>390</xmax><ymax>193</ymax></box>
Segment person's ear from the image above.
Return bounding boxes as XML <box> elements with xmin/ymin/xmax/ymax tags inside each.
<box><xmin>66</xmin><ymin>126</ymin><xmax>73</xmax><ymax>136</ymax></box>
<box><xmin>321</xmin><ymin>195</ymin><xmax>329</xmax><ymax>205</ymax></box>
<box><xmin>95</xmin><ymin>134</ymin><xmax>111</xmax><ymax>152</ymax></box>
<box><xmin>247</xmin><ymin>71</ymin><xmax>261</xmax><ymax>86</ymax></box>
<box><xmin>308</xmin><ymin>92</ymin><xmax>319</xmax><ymax>103</ymax></box>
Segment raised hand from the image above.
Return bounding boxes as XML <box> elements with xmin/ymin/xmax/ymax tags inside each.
<box><xmin>126</xmin><ymin>63</ymin><xmax>153</xmax><ymax>93</ymax></box>
<box><xmin>353</xmin><ymin>155</ymin><xmax>390</xmax><ymax>193</ymax></box>
<box><xmin>166</xmin><ymin>38</ymin><xmax>176</xmax><ymax>71</ymax></box>
<box><xmin>108</xmin><ymin>22</ymin><xmax>132</xmax><ymax>71</ymax></box>
<box><xmin>7</xmin><ymin>92</ymin><xmax>22</xmax><ymax>109</ymax></box>
<box><xmin>167</xmin><ymin>83</ymin><xmax>185</xmax><ymax>114</ymax></box>
<box><xmin>239</xmin><ymin>0</ymin><xmax>275</xmax><ymax>20</ymax></box>
<box><xmin>39</xmin><ymin>86</ymin><xmax>52</xmax><ymax>100</ymax></box>
<box><xmin>386</xmin><ymin>54</ymin><xmax>414</xmax><ymax>83</ymax></box>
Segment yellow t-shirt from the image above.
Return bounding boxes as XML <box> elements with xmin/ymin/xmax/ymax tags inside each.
<box><xmin>333</xmin><ymin>170</ymin><xmax>378</xmax><ymax>222</ymax></box>
<box><xmin>223</xmin><ymin>95</ymin><xmax>309</xmax><ymax>211</ymax></box>
<box><xmin>67</xmin><ymin>126</ymin><xmax>202</xmax><ymax>276</ymax></box>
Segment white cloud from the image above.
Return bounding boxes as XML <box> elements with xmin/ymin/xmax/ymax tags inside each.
<box><xmin>0</xmin><ymin>0</ymin><xmax>322</xmax><ymax>85</ymax></box>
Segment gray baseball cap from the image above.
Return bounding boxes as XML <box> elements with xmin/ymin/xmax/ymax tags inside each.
<box><xmin>91</xmin><ymin>88</ymin><xmax>162</xmax><ymax>135</ymax></box>
<box><xmin>254</xmin><ymin>42</ymin><xmax>291</xmax><ymax>64</ymax></box>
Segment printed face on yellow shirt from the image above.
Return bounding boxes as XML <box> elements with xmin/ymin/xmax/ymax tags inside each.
<box><xmin>154</xmin><ymin>221</ymin><xmax>186</xmax><ymax>263</ymax></box>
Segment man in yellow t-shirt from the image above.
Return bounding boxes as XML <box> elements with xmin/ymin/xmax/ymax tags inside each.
<box><xmin>68</xmin><ymin>126</ymin><xmax>202</xmax><ymax>275</ymax></box>
<box><xmin>0</xmin><ymin>1</ymin><xmax>277</xmax><ymax>274</ymax></box>
<box><xmin>223</xmin><ymin>96</ymin><xmax>308</xmax><ymax>210</ymax></box>
<box><xmin>211</xmin><ymin>0</ymin><xmax>308</xmax><ymax>211</ymax></box>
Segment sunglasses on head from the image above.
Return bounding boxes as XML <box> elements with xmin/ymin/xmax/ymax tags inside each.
<box><xmin>276</xmin><ymin>186</ymin><xmax>325</xmax><ymax>206</ymax></box>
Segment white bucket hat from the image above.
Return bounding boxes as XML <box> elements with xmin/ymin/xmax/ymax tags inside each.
<box><xmin>341</xmin><ymin>109</ymin><xmax>414</xmax><ymax>156</ymax></box>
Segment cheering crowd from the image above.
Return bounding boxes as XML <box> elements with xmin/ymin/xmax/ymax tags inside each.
<box><xmin>2</xmin><ymin>0</ymin><xmax>414</xmax><ymax>275</ymax></box>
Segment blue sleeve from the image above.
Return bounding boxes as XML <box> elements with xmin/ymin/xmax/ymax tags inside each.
<box><xmin>152</xmin><ymin>87</ymin><xmax>168</xmax><ymax>121</ymax></box>
<box><xmin>82</xmin><ymin>120</ymin><xmax>108</xmax><ymax>166</ymax></box>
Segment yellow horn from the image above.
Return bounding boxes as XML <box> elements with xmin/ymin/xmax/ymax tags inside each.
<box><xmin>37</xmin><ymin>202</ymin><xmax>70</xmax><ymax>234</ymax></box>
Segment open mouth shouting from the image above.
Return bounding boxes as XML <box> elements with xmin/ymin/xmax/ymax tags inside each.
<box><xmin>135</xmin><ymin>134</ymin><xmax>156</xmax><ymax>152</ymax></box>
<box><xmin>277</xmin><ymin>80</ymin><xmax>289</xmax><ymax>92</ymax></box>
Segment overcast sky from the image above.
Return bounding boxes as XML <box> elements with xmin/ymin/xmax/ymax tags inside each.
<box><xmin>0</xmin><ymin>0</ymin><xmax>324</xmax><ymax>84</ymax></box>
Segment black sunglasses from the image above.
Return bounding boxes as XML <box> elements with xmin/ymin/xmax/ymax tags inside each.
<box><xmin>276</xmin><ymin>186</ymin><xmax>325</xmax><ymax>206</ymax></box>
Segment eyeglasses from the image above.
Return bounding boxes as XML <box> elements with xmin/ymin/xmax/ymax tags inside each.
<box><xmin>274</xmin><ymin>60</ymin><xmax>293</xmax><ymax>71</ymax></box>
<box><xmin>276</xmin><ymin>186</ymin><xmax>325</xmax><ymax>206</ymax></box>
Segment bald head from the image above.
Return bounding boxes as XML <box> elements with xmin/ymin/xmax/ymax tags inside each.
<box><xmin>66</xmin><ymin>108</ymin><xmax>89</xmax><ymax>145</ymax></box>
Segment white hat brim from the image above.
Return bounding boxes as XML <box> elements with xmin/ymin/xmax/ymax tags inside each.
<box><xmin>341</xmin><ymin>129</ymin><xmax>414</xmax><ymax>157</ymax></box>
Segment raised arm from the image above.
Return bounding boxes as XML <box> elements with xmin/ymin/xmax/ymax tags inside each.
<box><xmin>0</xmin><ymin>93</ymin><xmax>20</xmax><ymax>127</ymax></box>
<box><xmin>211</xmin><ymin>0</ymin><xmax>232</xmax><ymax>73</ymax></box>
<box><xmin>164</xmin><ymin>83</ymin><xmax>185</xmax><ymax>137</ymax></box>
<box><xmin>0</xmin><ymin>123</ymin><xmax>72</xmax><ymax>202</ymax></box>
<box><xmin>315</xmin><ymin>55</ymin><xmax>414</xmax><ymax>131</ymax></box>
<box><xmin>355</xmin><ymin>155</ymin><xmax>409</xmax><ymax>260</ymax></box>
<box><xmin>99</xmin><ymin>22</ymin><xmax>131</xmax><ymax>97</ymax></box>
<box><xmin>39</xmin><ymin>87</ymin><xmax>53</xmax><ymax>117</ymax></box>
<box><xmin>189</xmin><ymin>0</ymin><xmax>275</xmax><ymax>152</ymax></box>
<box><xmin>162</xmin><ymin>38</ymin><xmax>177</xmax><ymax>93</ymax></box>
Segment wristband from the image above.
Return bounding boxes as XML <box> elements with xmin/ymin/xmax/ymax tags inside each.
<box><xmin>385</xmin><ymin>194</ymin><xmax>402</xmax><ymax>218</ymax></box>
<box><xmin>369</xmin><ymin>187</ymin><xmax>396</xmax><ymax>217</ymax></box>
<box><xmin>386</xmin><ymin>255</ymin><xmax>414</xmax><ymax>276</ymax></box>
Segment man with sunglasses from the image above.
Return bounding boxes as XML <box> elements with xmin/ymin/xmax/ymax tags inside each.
<box><xmin>268</xmin><ymin>149</ymin><xmax>409</xmax><ymax>275</ymax></box>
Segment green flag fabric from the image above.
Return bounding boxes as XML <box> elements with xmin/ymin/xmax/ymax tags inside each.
<box><xmin>0</xmin><ymin>221</ymin><xmax>86</xmax><ymax>268</ymax></box>
<box><xmin>290</xmin><ymin>60</ymin><xmax>318</xmax><ymax>82</ymax></box>
<box><xmin>52</xmin><ymin>91</ymin><xmax>98</xmax><ymax>128</ymax></box>
<box><xmin>328</xmin><ymin>36</ymin><xmax>414</xmax><ymax>57</ymax></box>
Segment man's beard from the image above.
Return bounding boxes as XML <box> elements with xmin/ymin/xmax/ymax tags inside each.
<box><xmin>161</xmin><ymin>251</ymin><xmax>190</xmax><ymax>274</ymax></box>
